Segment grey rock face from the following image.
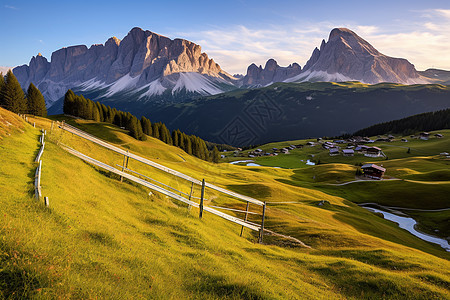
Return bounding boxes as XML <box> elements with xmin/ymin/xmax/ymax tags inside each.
<box><xmin>241</xmin><ymin>59</ymin><xmax>301</xmax><ymax>87</ymax></box>
<box><xmin>298</xmin><ymin>28</ymin><xmax>425</xmax><ymax>84</ymax></box>
<box><xmin>14</xmin><ymin>27</ymin><xmax>234</xmax><ymax>106</ymax></box>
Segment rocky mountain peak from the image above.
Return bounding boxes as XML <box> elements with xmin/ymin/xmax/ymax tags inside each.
<box><xmin>242</xmin><ymin>58</ymin><xmax>301</xmax><ymax>87</ymax></box>
<box><xmin>289</xmin><ymin>27</ymin><xmax>426</xmax><ymax>84</ymax></box>
<box><xmin>13</xmin><ymin>27</ymin><xmax>235</xmax><ymax>106</ymax></box>
<box><xmin>329</xmin><ymin>27</ymin><xmax>355</xmax><ymax>39</ymax></box>
<box><xmin>319</xmin><ymin>39</ymin><xmax>326</xmax><ymax>51</ymax></box>
<box><xmin>264</xmin><ymin>59</ymin><xmax>278</xmax><ymax>71</ymax></box>
<box><xmin>106</xmin><ymin>36</ymin><xmax>121</xmax><ymax>46</ymax></box>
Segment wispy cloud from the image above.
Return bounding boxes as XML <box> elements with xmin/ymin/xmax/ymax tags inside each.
<box><xmin>4</xmin><ymin>5</ymin><xmax>17</xmax><ymax>10</ymax></box>
<box><xmin>435</xmin><ymin>9</ymin><xmax>450</xmax><ymax>19</ymax></box>
<box><xmin>174</xmin><ymin>9</ymin><xmax>450</xmax><ymax>74</ymax></box>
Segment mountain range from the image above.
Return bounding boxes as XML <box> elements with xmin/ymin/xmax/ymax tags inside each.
<box><xmin>12</xmin><ymin>27</ymin><xmax>448</xmax><ymax>109</ymax></box>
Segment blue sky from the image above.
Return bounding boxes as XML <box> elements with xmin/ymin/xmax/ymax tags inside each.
<box><xmin>1</xmin><ymin>0</ymin><xmax>450</xmax><ymax>73</ymax></box>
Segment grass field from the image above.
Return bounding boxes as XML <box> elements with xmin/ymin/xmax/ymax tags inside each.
<box><xmin>222</xmin><ymin>130</ymin><xmax>450</xmax><ymax>240</ymax></box>
<box><xmin>1</xmin><ymin>108</ymin><xmax>449</xmax><ymax>299</ymax></box>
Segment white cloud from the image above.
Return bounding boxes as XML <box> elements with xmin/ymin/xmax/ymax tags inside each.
<box><xmin>175</xmin><ymin>24</ymin><xmax>331</xmax><ymax>74</ymax></box>
<box><xmin>173</xmin><ymin>9</ymin><xmax>450</xmax><ymax>74</ymax></box>
<box><xmin>355</xmin><ymin>25</ymin><xmax>380</xmax><ymax>35</ymax></box>
<box><xmin>435</xmin><ymin>9</ymin><xmax>450</xmax><ymax>19</ymax></box>
<box><xmin>4</xmin><ymin>5</ymin><xmax>17</xmax><ymax>10</ymax></box>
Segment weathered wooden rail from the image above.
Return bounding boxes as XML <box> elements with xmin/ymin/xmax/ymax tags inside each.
<box><xmin>34</xmin><ymin>160</ymin><xmax>42</xmax><ymax>200</ymax></box>
<box><xmin>59</xmin><ymin>123</ymin><xmax>268</xmax><ymax>241</ymax></box>
<box><xmin>35</xmin><ymin>133</ymin><xmax>45</xmax><ymax>162</ymax></box>
<box><xmin>33</xmin><ymin>128</ymin><xmax>49</xmax><ymax>207</ymax></box>
<box><xmin>60</xmin><ymin>123</ymin><xmax>264</xmax><ymax>206</ymax></box>
<box><xmin>60</xmin><ymin>144</ymin><xmax>261</xmax><ymax>232</ymax></box>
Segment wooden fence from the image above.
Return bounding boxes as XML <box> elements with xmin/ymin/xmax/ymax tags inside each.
<box><xmin>58</xmin><ymin>123</ymin><xmax>268</xmax><ymax>241</ymax></box>
<box><xmin>60</xmin><ymin>144</ymin><xmax>261</xmax><ymax>232</ymax></box>
<box><xmin>34</xmin><ymin>128</ymin><xmax>48</xmax><ymax>207</ymax></box>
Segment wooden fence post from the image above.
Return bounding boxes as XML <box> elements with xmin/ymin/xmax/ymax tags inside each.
<box><xmin>258</xmin><ymin>201</ymin><xmax>266</xmax><ymax>243</ymax></box>
<box><xmin>120</xmin><ymin>151</ymin><xmax>127</xmax><ymax>182</ymax></box>
<box><xmin>188</xmin><ymin>182</ymin><xmax>194</xmax><ymax>211</ymax></box>
<box><xmin>240</xmin><ymin>201</ymin><xmax>250</xmax><ymax>237</ymax></box>
<box><xmin>44</xmin><ymin>197</ymin><xmax>49</xmax><ymax>207</ymax></box>
<box><xmin>199</xmin><ymin>179</ymin><xmax>205</xmax><ymax>219</ymax></box>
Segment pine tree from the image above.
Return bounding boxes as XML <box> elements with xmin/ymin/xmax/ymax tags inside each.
<box><xmin>141</xmin><ymin>116</ymin><xmax>152</xmax><ymax>136</ymax></box>
<box><xmin>200</xmin><ymin>139</ymin><xmax>209</xmax><ymax>160</ymax></box>
<box><xmin>1</xmin><ymin>70</ymin><xmax>27</xmax><ymax>113</ymax></box>
<box><xmin>185</xmin><ymin>134</ymin><xmax>192</xmax><ymax>155</ymax></box>
<box><xmin>63</xmin><ymin>89</ymin><xmax>76</xmax><ymax>115</ymax></box>
<box><xmin>152</xmin><ymin>122</ymin><xmax>160</xmax><ymax>139</ymax></box>
<box><xmin>178</xmin><ymin>131</ymin><xmax>185</xmax><ymax>150</ymax></box>
<box><xmin>128</xmin><ymin>117</ymin><xmax>138</xmax><ymax>138</ymax></box>
<box><xmin>87</xmin><ymin>100</ymin><xmax>95</xmax><ymax>120</ymax></box>
<box><xmin>26</xmin><ymin>83</ymin><xmax>47</xmax><ymax>116</ymax></box>
<box><xmin>101</xmin><ymin>104</ymin><xmax>109</xmax><ymax>122</ymax></box>
<box><xmin>92</xmin><ymin>105</ymin><xmax>101</xmax><ymax>122</ymax></box>
<box><xmin>96</xmin><ymin>102</ymin><xmax>104</xmax><ymax>121</ymax></box>
<box><xmin>211</xmin><ymin>146</ymin><xmax>220</xmax><ymax>163</ymax></box>
<box><xmin>172</xmin><ymin>130</ymin><xmax>179</xmax><ymax>147</ymax></box>
<box><xmin>136</xmin><ymin>118</ymin><xmax>146</xmax><ymax>141</ymax></box>
<box><xmin>128</xmin><ymin>116</ymin><xmax>146</xmax><ymax>141</ymax></box>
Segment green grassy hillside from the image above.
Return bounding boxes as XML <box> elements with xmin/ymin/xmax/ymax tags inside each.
<box><xmin>1</xmin><ymin>108</ymin><xmax>449</xmax><ymax>299</ymax></box>
<box><xmin>224</xmin><ymin>130</ymin><xmax>450</xmax><ymax>239</ymax></box>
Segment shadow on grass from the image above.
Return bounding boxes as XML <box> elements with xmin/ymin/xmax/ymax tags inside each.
<box><xmin>0</xmin><ymin>265</ymin><xmax>44</xmax><ymax>299</ymax></box>
<box><xmin>188</xmin><ymin>272</ymin><xmax>267</xmax><ymax>300</ymax></box>
<box><xmin>413</xmin><ymin>273</ymin><xmax>450</xmax><ymax>291</ymax></box>
<box><xmin>313</xmin><ymin>249</ymin><xmax>423</xmax><ymax>271</ymax></box>
<box><xmin>84</xmin><ymin>231</ymin><xmax>119</xmax><ymax>248</ymax></box>
<box><xmin>226</xmin><ymin>184</ymin><xmax>272</xmax><ymax>199</ymax></box>
<box><xmin>308</xmin><ymin>260</ymin><xmax>443</xmax><ymax>299</ymax></box>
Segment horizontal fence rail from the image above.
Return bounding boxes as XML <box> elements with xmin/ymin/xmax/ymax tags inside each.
<box><xmin>60</xmin><ymin>124</ymin><xmax>264</xmax><ymax>206</ymax></box>
<box><xmin>60</xmin><ymin>144</ymin><xmax>260</xmax><ymax>232</ymax></box>
<box><xmin>115</xmin><ymin>164</ymin><xmax>203</xmax><ymax>200</ymax></box>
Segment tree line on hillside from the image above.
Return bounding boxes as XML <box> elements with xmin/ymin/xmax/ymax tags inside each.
<box><xmin>0</xmin><ymin>70</ymin><xmax>47</xmax><ymax>116</ymax></box>
<box><xmin>63</xmin><ymin>90</ymin><xmax>220</xmax><ymax>162</ymax></box>
<box><xmin>353</xmin><ymin>108</ymin><xmax>450</xmax><ymax>137</ymax></box>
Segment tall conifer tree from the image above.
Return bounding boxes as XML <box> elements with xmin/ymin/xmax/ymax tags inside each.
<box><xmin>211</xmin><ymin>146</ymin><xmax>220</xmax><ymax>163</ymax></box>
<box><xmin>1</xmin><ymin>70</ymin><xmax>26</xmax><ymax>113</ymax></box>
<box><xmin>26</xmin><ymin>83</ymin><xmax>47</xmax><ymax>116</ymax></box>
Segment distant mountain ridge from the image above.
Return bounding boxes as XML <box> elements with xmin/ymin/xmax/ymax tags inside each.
<box><xmin>285</xmin><ymin>28</ymin><xmax>427</xmax><ymax>84</ymax></box>
<box><xmin>12</xmin><ymin>27</ymin><xmax>449</xmax><ymax>109</ymax></box>
<box><xmin>13</xmin><ymin>27</ymin><xmax>236</xmax><ymax>107</ymax></box>
<box><xmin>239</xmin><ymin>59</ymin><xmax>301</xmax><ymax>87</ymax></box>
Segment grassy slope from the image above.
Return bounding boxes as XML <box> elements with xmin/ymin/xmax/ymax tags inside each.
<box><xmin>224</xmin><ymin>131</ymin><xmax>450</xmax><ymax>238</ymax></box>
<box><xmin>0</xmin><ymin>108</ymin><xmax>449</xmax><ymax>299</ymax></box>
